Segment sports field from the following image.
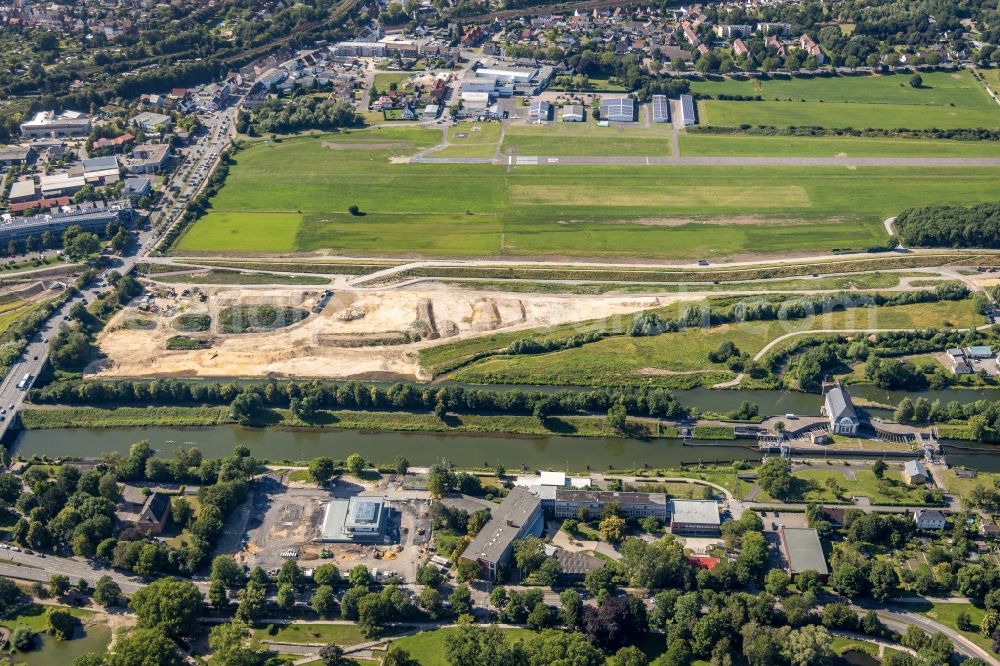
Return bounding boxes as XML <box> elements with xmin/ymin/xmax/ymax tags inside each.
<box><xmin>501</xmin><ymin>120</ymin><xmax>672</xmax><ymax>156</ymax></box>
<box><xmin>690</xmin><ymin>71</ymin><xmax>1000</xmax><ymax>129</ymax></box>
<box><xmin>175</xmin><ymin>128</ymin><xmax>1000</xmax><ymax>259</ymax></box>
<box><xmin>680</xmin><ymin>133</ymin><xmax>1000</xmax><ymax>157</ymax></box>
<box><xmin>449</xmin><ymin>298</ymin><xmax>981</xmax><ymax>387</ymax></box>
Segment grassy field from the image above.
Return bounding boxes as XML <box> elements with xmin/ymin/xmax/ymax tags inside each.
<box><xmin>756</xmin><ymin>468</ymin><xmax>934</xmax><ymax>504</ymax></box>
<box><xmin>159</xmin><ymin>269</ymin><xmax>330</xmax><ymax>286</ymax></box>
<box><xmin>980</xmin><ymin>68</ymin><xmax>1000</xmax><ymax>97</ymax></box>
<box><xmin>937</xmin><ymin>468</ymin><xmax>1000</xmax><ymax>498</ymax></box>
<box><xmin>172</xmin><ymin>128</ymin><xmax>1000</xmax><ymax>259</ymax></box>
<box><xmin>449</xmin><ymin>298</ymin><xmax>982</xmax><ymax>387</ymax></box>
<box><xmin>692</xmin><ymin>71</ymin><xmax>1000</xmax><ymax>129</ymax></box>
<box><xmin>391</xmin><ymin>628</ymin><xmax>535</xmax><ymax>666</ymax></box>
<box><xmin>432</xmin><ymin>122</ymin><xmax>502</xmax><ymax>158</ymax></box>
<box><xmin>698</xmin><ymin>99</ymin><xmax>1000</xmax><ymax>130</ymax></box>
<box><xmin>501</xmin><ymin>121</ymin><xmax>671</xmax><ymax>157</ymax></box>
<box><xmin>918</xmin><ymin>602</ymin><xmax>996</xmax><ymax>655</ymax></box>
<box><xmin>680</xmin><ymin>133</ymin><xmax>1000</xmax><ymax>157</ymax></box>
<box><xmin>21</xmin><ymin>406</ymin><xmax>228</xmax><ymax>428</ymax></box>
<box><xmin>689</xmin><ymin>71</ymin><xmax>995</xmax><ymax>105</ymax></box>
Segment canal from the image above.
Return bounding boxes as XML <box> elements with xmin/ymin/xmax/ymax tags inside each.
<box><xmin>10</xmin><ymin>424</ymin><xmax>1000</xmax><ymax>473</ymax></box>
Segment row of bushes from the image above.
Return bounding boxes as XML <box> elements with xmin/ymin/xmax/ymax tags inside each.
<box><xmin>689</xmin><ymin>125</ymin><xmax>1000</xmax><ymax>142</ymax></box>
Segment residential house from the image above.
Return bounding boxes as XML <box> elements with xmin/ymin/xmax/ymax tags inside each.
<box><xmin>902</xmin><ymin>460</ymin><xmax>929</xmax><ymax>485</ymax></box>
<box><xmin>914</xmin><ymin>509</ymin><xmax>947</xmax><ymax>530</ymax></box>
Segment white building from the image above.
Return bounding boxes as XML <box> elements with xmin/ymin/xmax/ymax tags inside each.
<box><xmin>822</xmin><ymin>386</ymin><xmax>858</xmax><ymax>435</ymax></box>
<box><xmin>914</xmin><ymin>509</ymin><xmax>947</xmax><ymax>530</ymax></box>
<box><xmin>20</xmin><ymin>111</ymin><xmax>91</xmax><ymax>138</ymax></box>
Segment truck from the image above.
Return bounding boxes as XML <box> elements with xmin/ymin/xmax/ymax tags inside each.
<box><xmin>16</xmin><ymin>373</ymin><xmax>32</xmax><ymax>390</ymax></box>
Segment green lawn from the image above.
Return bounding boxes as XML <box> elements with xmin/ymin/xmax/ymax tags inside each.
<box><xmin>434</xmin><ymin>123</ymin><xmax>502</xmax><ymax>158</ymax></box>
<box><xmin>980</xmin><ymin>69</ymin><xmax>1000</xmax><ymax>97</ymax></box>
<box><xmin>919</xmin><ymin>603</ymin><xmax>997</xmax><ymax>656</ymax></box>
<box><xmin>680</xmin><ymin>133</ymin><xmax>1000</xmax><ymax>157</ymax></box>
<box><xmin>688</xmin><ymin>71</ymin><xmax>997</xmax><ymax>106</ymax></box>
<box><xmin>777</xmin><ymin>468</ymin><xmax>933</xmax><ymax>504</ymax></box>
<box><xmin>391</xmin><ymin>628</ymin><xmax>534</xmax><ymax>666</ymax></box>
<box><xmin>698</xmin><ymin>99</ymin><xmax>1000</xmax><ymax>130</ymax></box>
<box><xmin>253</xmin><ymin>623</ymin><xmax>388</xmax><ymax>646</ymax></box>
<box><xmin>175</xmin><ymin>128</ymin><xmax>1000</xmax><ymax>259</ymax></box>
<box><xmin>372</xmin><ymin>72</ymin><xmax>413</xmax><ymax>93</ymax></box>
<box><xmin>501</xmin><ymin>121</ymin><xmax>671</xmax><ymax>157</ymax></box>
<box><xmin>937</xmin><ymin>468</ymin><xmax>1000</xmax><ymax>498</ymax></box>
<box><xmin>449</xmin><ymin>298</ymin><xmax>982</xmax><ymax>387</ymax></box>
<box><xmin>0</xmin><ymin>604</ymin><xmax>94</xmax><ymax>633</ymax></box>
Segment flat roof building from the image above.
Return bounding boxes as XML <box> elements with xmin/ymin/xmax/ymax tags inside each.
<box><xmin>316</xmin><ymin>496</ymin><xmax>389</xmax><ymax>543</ymax></box>
<box><xmin>551</xmin><ymin>489</ymin><xmax>668</xmax><ymax>520</ymax></box>
<box><xmin>8</xmin><ymin>179</ymin><xmax>37</xmax><ymax>203</ymax></box>
<box><xmin>652</xmin><ymin>95</ymin><xmax>670</xmax><ymax>123</ymax></box>
<box><xmin>460</xmin><ymin>487</ymin><xmax>543</xmax><ymax>580</ymax></box>
<box><xmin>600</xmin><ymin>97</ymin><xmax>635</xmax><ymax>122</ymax></box>
<box><xmin>779</xmin><ymin>527</ymin><xmax>829</xmax><ymax>578</ymax></box>
<box><xmin>20</xmin><ymin>111</ymin><xmax>90</xmax><ymax>138</ymax></box>
<box><xmin>0</xmin><ymin>200</ymin><xmax>131</xmax><ymax>244</ymax></box>
<box><xmin>678</xmin><ymin>94</ymin><xmax>697</xmax><ymax>125</ymax></box>
<box><xmin>669</xmin><ymin>499</ymin><xmax>721</xmax><ymax>536</ymax></box>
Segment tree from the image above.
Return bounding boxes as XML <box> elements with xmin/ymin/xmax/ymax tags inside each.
<box><xmin>418</xmin><ymin>587</ymin><xmax>444</xmax><ymax>620</ymax></box>
<box><xmin>278</xmin><ymin>560</ymin><xmax>303</xmax><ymax>588</ymax></box>
<box><xmin>103</xmin><ymin>627</ymin><xmax>185</xmax><ymax>666</ymax></box>
<box><xmin>764</xmin><ymin>568</ymin><xmax>790</xmax><ymax>596</ymax></box>
<box><xmin>235</xmin><ymin>580</ymin><xmax>267</xmax><ymax>623</ymax></box>
<box><xmin>309</xmin><ymin>457</ymin><xmax>336</xmax><ymax>485</ymax></box>
<box><xmin>599</xmin><ymin>514</ymin><xmax>626</xmax><ymax>543</ymax></box>
<box><xmin>560</xmin><ymin>589</ymin><xmax>583</xmax><ymax>628</ymax></box>
<box><xmin>830</xmin><ymin>562</ymin><xmax>868</xmax><ymax>598</ymax></box>
<box><xmin>348</xmin><ymin>564</ymin><xmax>373</xmax><ymax>588</ymax></box>
<box><xmin>782</xmin><ymin>625</ymin><xmax>833</xmax><ymax>666</ymax></box>
<box><xmin>230</xmin><ymin>392</ymin><xmax>264</xmax><ymax>425</ymax></box>
<box><xmin>346</xmin><ymin>453</ymin><xmax>365</xmax><ymax>476</ymax></box>
<box><xmin>455</xmin><ymin>558</ymin><xmax>481</xmax><ymax>583</ymax></box>
<box><xmin>311</xmin><ymin>585</ymin><xmax>338</xmax><ymax>617</ymax></box>
<box><xmin>11</xmin><ymin>624</ymin><xmax>35</xmax><ymax>651</ymax></box>
<box><xmin>607</xmin><ymin>404</ymin><xmax>627</xmax><ymax>433</ymax></box>
<box><xmin>93</xmin><ymin>576</ymin><xmax>123</xmax><ymax>607</ymax></box>
<box><xmin>348</xmin><ymin>205</ymin><xmax>361</xmax><ymax>216</ymax></box>
<box><xmin>47</xmin><ymin>608</ymin><xmax>79</xmax><ymax>640</ymax></box>
<box><xmin>277</xmin><ymin>583</ymin><xmax>296</xmax><ymax>610</ymax></box>
<box><xmin>319</xmin><ymin>643</ymin><xmax>350</xmax><ymax>666</ymax></box>
<box><xmin>382</xmin><ymin>646</ymin><xmax>418</xmax><ymax>666</ymax></box>
<box><xmin>757</xmin><ymin>457</ymin><xmax>794</xmax><ymax>500</ymax></box>
<box><xmin>314</xmin><ymin>564</ymin><xmax>342</xmax><ymax>587</ymax></box>
<box><xmin>613</xmin><ymin>646</ymin><xmax>648</xmax><ymax>666</ymax></box>
<box><xmin>873</xmin><ymin>459</ymin><xmax>888</xmax><ymax>479</ymax></box>
<box><xmin>211</xmin><ymin>555</ymin><xmax>245</xmax><ymax>587</ymax></box>
<box><xmin>49</xmin><ymin>574</ymin><xmax>70</xmax><ymax>598</ymax></box>
<box><xmin>209</xmin><ymin>620</ymin><xmax>263</xmax><ymax>666</ymax></box>
<box><xmin>868</xmin><ymin>560</ymin><xmax>899</xmax><ymax>602</ymax></box>
<box><xmin>393</xmin><ymin>456</ymin><xmax>410</xmax><ymax>475</ymax></box>
<box><xmin>449</xmin><ymin>584</ymin><xmax>473</xmax><ymax>615</ymax></box>
<box><xmin>129</xmin><ymin>578</ymin><xmax>203</xmax><ymax>638</ymax></box>
<box><xmin>910</xmin><ymin>74</ymin><xmax>923</xmax><ymax>88</ymax></box>
<box><xmin>209</xmin><ymin>580</ymin><xmax>228</xmax><ymax>610</ymax></box>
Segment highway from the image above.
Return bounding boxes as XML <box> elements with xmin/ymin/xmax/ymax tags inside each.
<box><xmin>0</xmin><ymin>99</ymin><xmax>238</xmax><ymax>443</ymax></box>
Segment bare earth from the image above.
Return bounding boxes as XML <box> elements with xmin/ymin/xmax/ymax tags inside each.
<box><xmin>91</xmin><ymin>284</ymin><xmax>682</xmax><ymax>381</ymax></box>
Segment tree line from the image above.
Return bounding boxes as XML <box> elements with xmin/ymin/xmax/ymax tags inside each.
<box><xmin>894</xmin><ymin>202</ymin><xmax>1000</xmax><ymax>249</ymax></box>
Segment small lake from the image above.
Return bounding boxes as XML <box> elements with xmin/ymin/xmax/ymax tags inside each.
<box><xmin>11</xmin><ymin>623</ymin><xmax>110</xmax><ymax>666</ymax></box>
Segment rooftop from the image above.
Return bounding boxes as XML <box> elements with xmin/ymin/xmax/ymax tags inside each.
<box><xmin>555</xmin><ymin>489</ymin><xmax>668</xmax><ymax>506</ymax></box>
<box><xmin>462</xmin><ymin>487</ymin><xmax>541</xmax><ymax>565</ymax></box>
<box><xmin>780</xmin><ymin>527</ymin><xmax>828</xmax><ymax>575</ymax></box>
<box><xmin>669</xmin><ymin>499</ymin><xmax>720</xmax><ymax>526</ymax></box>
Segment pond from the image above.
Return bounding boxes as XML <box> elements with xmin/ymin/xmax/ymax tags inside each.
<box><xmin>8</xmin><ymin>623</ymin><xmax>110</xmax><ymax>666</ymax></box>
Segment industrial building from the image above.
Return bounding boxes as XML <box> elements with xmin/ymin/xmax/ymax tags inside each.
<box><xmin>600</xmin><ymin>97</ymin><xmax>635</xmax><ymax>122</ymax></box>
<box><xmin>316</xmin><ymin>496</ymin><xmax>389</xmax><ymax>543</ymax></box>
<box><xmin>678</xmin><ymin>94</ymin><xmax>697</xmax><ymax>125</ymax></box>
<box><xmin>20</xmin><ymin>110</ymin><xmax>91</xmax><ymax>138</ymax></box>
<box><xmin>460</xmin><ymin>487</ymin><xmax>543</xmax><ymax>580</ymax></box>
<box><xmin>0</xmin><ymin>200</ymin><xmax>132</xmax><ymax>244</ymax></box>
<box><xmin>668</xmin><ymin>499</ymin><xmax>721</xmax><ymax>536</ymax></box>
<box><xmin>652</xmin><ymin>95</ymin><xmax>670</xmax><ymax>123</ymax></box>
<box><xmin>461</xmin><ymin>62</ymin><xmax>553</xmax><ymax>97</ymax></box>
<box><xmin>778</xmin><ymin>527</ymin><xmax>829</xmax><ymax>579</ymax></box>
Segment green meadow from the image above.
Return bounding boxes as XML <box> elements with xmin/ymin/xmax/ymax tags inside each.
<box><xmin>690</xmin><ymin>71</ymin><xmax>1000</xmax><ymax>129</ymax></box>
<box><xmin>175</xmin><ymin>128</ymin><xmax>1000</xmax><ymax>259</ymax></box>
<box><xmin>680</xmin><ymin>133</ymin><xmax>1000</xmax><ymax>157</ymax></box>
<box><xmin>501</xmin><ymin>120</ymin><xmax>672</xmax><ymax>156</ymax></box>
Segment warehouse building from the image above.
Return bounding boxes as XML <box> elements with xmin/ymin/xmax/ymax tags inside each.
<box><xmin>668</xmin><ymin>499</ymin><xmax>721</xmax><ymax>536</ymax></box>
<box><xmin>460</xmin><ymin>487</ymin><xmax>543</xmax><ymax>580</ymax></box>
<box><xmin>678</xmin><ymin>94</ymin><xmax>697</xmax><ymax>125</ymax></box>
<box><xmin>652</xmin><ymin>95</ymin><xmax>670</xmax><ymax>123</ymax></box>
<box><xmin>778</xmin><ymin>527</ymin><xmax>829</xmax><ymax>579</ymax></box>
<box><xmin>316</xmin><ymin>496</ymin><xmax>390</xmax><ymax>543</ymax></box>
<box><xmin>600</xmin><ymin>97</ymin><xmax>635</xmax><ymax>122</ymax></box>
